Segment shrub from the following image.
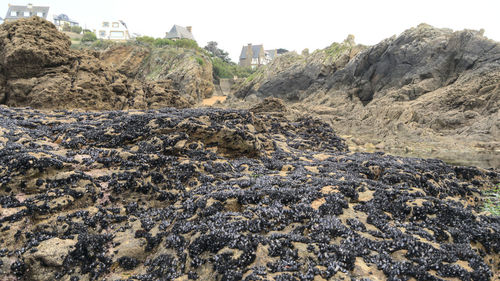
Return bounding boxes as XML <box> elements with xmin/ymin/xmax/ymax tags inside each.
<box><xmin>211</xmin><ymin>57</ymin><xmax>254</xmax><ymax>80</ymax></box>
<box><xmin>136</xmin><ymin>36</ymin><xmax>155</xmax><ymax>45</ymax></box>
<box><xmin>195</xmin><ymin>57</ymin><xmax>204</xmax><ymax>66</ymax></box>
<box><xmin>62</xmin><ymin>23</ymin><xmax>71</xmax><ymax>32</ymax></box>
<box><xmin>172</xmin><ymin>39</ymin><xmax>199</xmax><ymax>49</ymax></box>
<box><xmin>153</xmin><ymin>38</ymin><xmax>173</xmax><ymax>48</ymax></box>
<box><xmin>483</xmin><ymin>184</ymin><xmax>499</xmax><ymax>216</ymax></box>
<box><xmin>81</xmin><ymin>31</ymin><xmax>97</xmax><ymax>42</ymax></box>
<box><xmin>71</xmin><ymin>26</ymin><xmax>83</xmax><ymax>34</ymax></box>
<box><xmin>91</xmin><ymin>40</ymin><xmax>115</xmax><ymax>49</ymax></box>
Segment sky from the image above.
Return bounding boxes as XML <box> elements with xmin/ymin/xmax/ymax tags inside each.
<box><xmin>1</xmin><ymin>0</ymin><xmax>499</xmax><ymax>62</ymax></box>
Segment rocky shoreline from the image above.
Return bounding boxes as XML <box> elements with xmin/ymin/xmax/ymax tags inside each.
<box><xmin>0</xmin><ymin>106</ymin><xmax>498</xmax><ymax>280</ymax></box>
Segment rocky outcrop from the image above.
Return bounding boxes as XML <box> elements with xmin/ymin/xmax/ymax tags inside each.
<box><xmin>0</xmin><ymin>105</ymin><xmax>498</xmax><ymax>280</ymax></box>
<box><xmin>230</xmin><ymin>25</ymin><xmax>500</xmax><ymax>162</ymax></box>
<box><xmin>100</xmin><ymin>43</ymin><xmax>214</xmax><ymax>104</ymax></box>
<box><xmin>234</xmin><ymin>35</ymin><xmax>364</xmax><ymax>101</ymax></box>
<box><xmin>250</xmin><ymin>97</ymin><xmax>288</xmax><ymax>113</ymax></box>
<box><xmin>0</xmin><ymin>17</ymin><xmax>191</xmax><ymax>110</ymax></box>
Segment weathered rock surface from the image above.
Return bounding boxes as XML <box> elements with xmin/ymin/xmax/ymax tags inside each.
<box><xmin>0</xmin><ymin>106</ymin><xmax>498</xmax><ymax>280</ymax></box>
<box><xmin>0</xmin><ymin>17</ymin><xmax>191</xmax><ymax>110</ymax></box>
<box><xmin>250</xmin><ymin>97</ymin><xmax>288</xmax><ymax>113</ymax></box>
<box><xmin>234</xmin><ymin>35</ymin><xmax>364</xmax><ymax>101</ymax></box>
<box><xmin>230</xmin><ymin>25</ymin><xmax>500</xmax><ymax>165</ymax></box>
<box><xmin>100</xmin><ymin>43</ymin><xmax>214</xmax><ymax>104</ymax></box>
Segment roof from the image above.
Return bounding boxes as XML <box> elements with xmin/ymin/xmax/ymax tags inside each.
<box><xmin>5</xmin><ymin>4</ymin><xmax>49</xmax><ymax>20</ymax></box>
<box><xmin>265</xmin><ymin>49</ymin><xmax>277</xmax><ymax>60</ymax></box>
<box><xmin>53</xmin><ymin>14</ymin><xmax>78</xmax><ymax>24</ymax></box>
<box><xmin>240</xmin><ymin>44</ymin><xmax>264</xmax><ymax>60</ymax></box>
<box><xmin>165</xmin><ymin>25</ymin><xmax>195</xmax><ymax>40</ymax></box>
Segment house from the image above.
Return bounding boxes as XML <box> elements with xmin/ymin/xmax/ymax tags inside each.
<box><xmin>265</xmin><ymin>49</ymin><xmax>278</xmax><ymax>63</ymax></box>
<box><xmin>165</xmin><ymin>25</ymin><xmax>195</xmax><ymax>41</ymax></box>
<box><xmin>53</xmin><ymin>14</ymin><xmax>79</xmax><ymax>31</ymax></box>
<box><xmin>95</xmin><ymin>20</ymin><xmax>131</xmax><ymax>41</ymax></box>
<box><xmin>4</xmin><ymin>3</ymin><xmax>49</xmax><ymax>22</ymax></box>
<box><xmin>239</xmin><ymin>44</ymin><xmax>266</xmax><ymax>69</ymax></box>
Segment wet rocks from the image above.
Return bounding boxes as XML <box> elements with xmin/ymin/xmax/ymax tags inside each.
<box><xmin>0</xmin><ymin>106</ymin><xmax>498</xmax><ymax>280</ymax></box>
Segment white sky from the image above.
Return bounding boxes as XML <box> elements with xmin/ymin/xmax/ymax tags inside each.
<box><xmin>2</xmin><ymin>0</ymin><xmax>499</xmax><ymax>62</ymax></box>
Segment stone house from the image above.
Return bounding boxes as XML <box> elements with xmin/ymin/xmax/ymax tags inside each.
<box><xmin>53</xmin><ymin>14</ymin><xmax>79</xmax><ymax>31</ymax></box>
<box><xmin>165</xmin><ymin>25</ymin><xmax>195</xmax><ymax>41</ymax></box>
<box><xmin>239</xmin><ymin>44</ymin><xmax>277</xmax><ymax>68</ymax></box>
<box><xmin>4</xmin><ymin>3</ymin><xmax>49</xmax><ymax>22</ymax></box>
<box><xmin>95</xmin><ymin>20</ymin><xmax>131</xmax><ymax>41</ymax></box>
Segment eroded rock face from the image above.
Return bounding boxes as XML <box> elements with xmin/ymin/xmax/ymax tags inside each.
<box><xmin>100</xmin><ymin>44</ymin><xmax>214</xmax><ymax>104</ymax></box>
<box><xmin>0</xmin><ymin>106</ymin><xmax>498</xmax><ymax>280</ymax></box>
<box><xmin>234</xmin><ymin>36</ymin><xmax>364</xmax><ymax>101</ymax></box>
<box><xmin>0</xmin><ymin>17</ymin><xmax>189</xmax><ymax>110</ymax></box>
<box><xmin>230</xmin><ymin>24</ymin><xmax>500</xmax><ymax>157</ymax></box>
<box><xmin>250</xmin><ymin>97</ymin><xmax>288</xmax><ymax>113</ymax></box>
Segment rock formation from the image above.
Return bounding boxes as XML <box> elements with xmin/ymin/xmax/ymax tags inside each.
<box><xmin>0</xmin><ymin>105</ymin><xmax>498</xmax><ymax>280</ymax></box>
<box><xmin>100</xmin><ymin>44</ymin><xmax>214</xmax><ymax>104</ymax></box>
<box><xmin>0</xmin><ymin>17</ymin><xmax>201</xmax><ymax>110</ymax></box>
<box><xmin>231</xmin><ymin>25</ymin><xmax>500</xmax><ymax>164</ymax></box>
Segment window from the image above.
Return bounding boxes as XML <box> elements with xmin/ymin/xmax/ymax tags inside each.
<box><xmin>37</xmin><ymin>12</ymin><xmax>43</xmax><ymax>17</ymax></box>
<box><xmin>110</xmin><ymin>31</ymin><xmax>124</xmax><ymax>39</ymax></box>
<box><xmin>99</xmin><ymin>30</ymin><xmax>106</xmax><ymax>37</ymax></box>
<box><xmin>10</xmin><ymin>11</ymin><xmax>17</xmax><ymax>16</ymax></box>
<box><xmin>24</xmin><ymin>11</ymin><xmax>30</xmax><ymax>17</ymax></box>
<box><xmin>112</xmin><ymin>22</ymin><xmax>119</xmax><ymax>28</ymax></box>
<box><xmin>102</xmin><ymin>22</ymin><xmax>109</xmax><ymax>28</ymax></box>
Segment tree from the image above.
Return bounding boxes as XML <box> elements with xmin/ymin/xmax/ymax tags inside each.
<box><xmin>81</xmin><ymin>31</ymin><xmax>97</xmax><ymax>42</ymax></box>
<box><xmin>277</xmin><ymin>48</ymin><xmax>289</xmax><ymax>54</ymax></box>
<box><xmin>62</xmin><ymin>23</ymin><xmax>71</xmax><ymax>32</ymax></box>
<box><xmin>71</xmin><ymin>26</ymin><xmax>82</xmax><ymax>34</ymax></box>
<box><xmin>204</xmin><ymin>41</ymin><xmax>231</xmax><ymax>63</ymax></box>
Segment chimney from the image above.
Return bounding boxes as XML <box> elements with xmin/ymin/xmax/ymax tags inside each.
<box><xmin>186</xmin><ymin>26</ymin><xmax>192</xmax><ymax>33</ymax></box>
<box><xmin>27</xmin><ymin>3</ymin><xmax>33</xmax><ymax>9</ymax></box>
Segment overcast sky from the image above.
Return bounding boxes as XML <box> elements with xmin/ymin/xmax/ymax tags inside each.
<box><xmin>2</xmin><ymin>0</ymin><xmax>499</xmax><ymax>62</ymax></box>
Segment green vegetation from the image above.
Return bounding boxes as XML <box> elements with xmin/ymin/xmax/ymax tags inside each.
<box><xmin>62</xmin><ymin>23</ymin><xmax>71</xmax><ymax>32</ymax></box>
<box><xmin>81</xmin><ymin>31</ymin><xmax>97</xmax><ymax>42</ymax></box>
<box><xmin>204</xmin><ymin>41</ymin><xmax>254</xmax><ymax>79</ymax></box>
<box><xmin>483</xmin><ymin>184</ymin><xmax>500</xmax><ymax>216</ymax></box>
<box><xmin>90</xmin><ymin>40</ymin><xmax>116</xmax><ymax>49</ymax></box>
<box><xmin>324</xmin><ymin>42</ymin><xmax>349</xmax><ymax>58</ymax></box>
<box><xmin>195</xmin><ymin>57</ymin><xmax>204</xmax><ymax>66</ymax></box>
<box><xmin>204</xmin><ymin>41</ymin><xmax>230</xmax><ymax>63</ymax></box>
<box><xmin>212</xmin><ymin>57</ymin><xmax>254</xmax><ymax>79</ymax></box>
<box><xmin>71</xmin><ymin>26</ymin><xmax>82</xmax><ymax>34</ymax></box>
<box><xmin>135</xmin><ymin>36</ymin><xmax>200</xmax><ymax>50</ymax></box>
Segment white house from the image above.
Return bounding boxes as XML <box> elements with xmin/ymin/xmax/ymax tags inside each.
<box><xmin>95</xmin><ymin>20</ymin><xmax>130</xmax><ymax>41</ymax></box>
<box><xmin>4</xmin><ymin>3</ymin><xmax>49</xmax><ymax>22</ymax></box>
<box><xmin>53</xmin><ymin>14</ymin><xmax>79</xmax><ymax>31</ymax></box>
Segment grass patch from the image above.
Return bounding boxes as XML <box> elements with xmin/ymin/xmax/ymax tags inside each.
<box><xmin>483</xmin><ymin>184</ymin><xmax>499</xmax><ymax>216</ymax></box>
